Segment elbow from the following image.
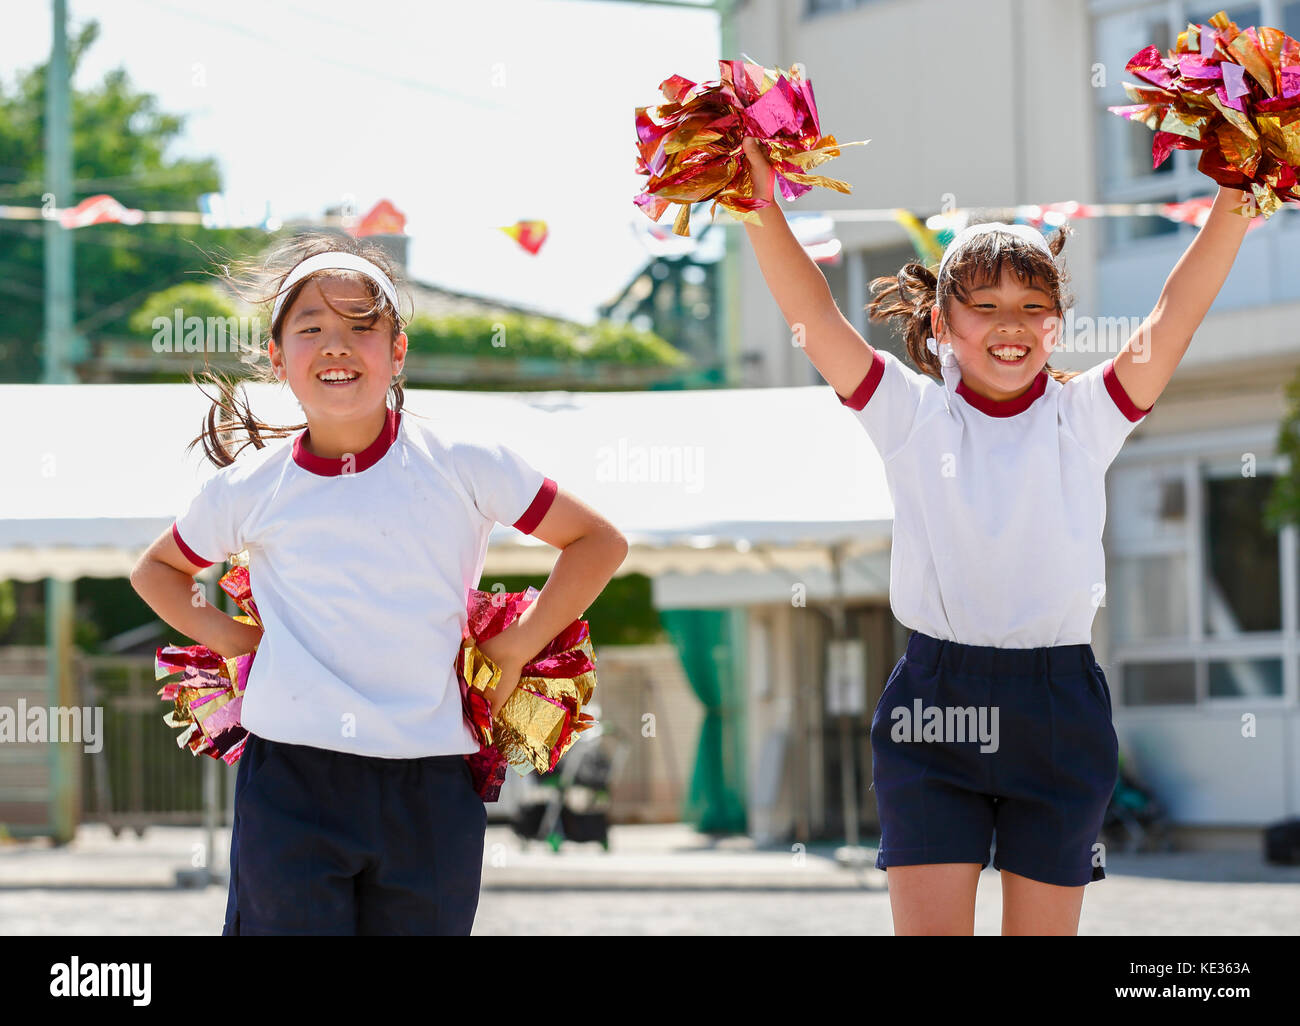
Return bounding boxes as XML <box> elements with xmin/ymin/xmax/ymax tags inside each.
<box><xmin>605</xmin><ymin>527</ymin><xmax>630</xmax><ymax>573</ymax></box>
<box><xmin>610</xmin><ymin>527</ymin><xmax>629</xmax><ymax>564</ymax></box>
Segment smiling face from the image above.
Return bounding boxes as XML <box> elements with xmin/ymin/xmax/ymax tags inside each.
<box><xmin>268</xmin><ymin>274</ymin><xmax>407</xmax><ymax>420</ymax></box>
<box><xmin>931</xmin><ymin>268</ymin><xmax>1061</xmax><ymax>402</ymax></box>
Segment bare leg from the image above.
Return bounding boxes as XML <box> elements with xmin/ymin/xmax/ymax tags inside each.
<box><xmin>1000</xmin><ymin>869</ymin><xmax>1085</xmax><ymax>935</ymax></box>
<box><xmin>885</xmin><ymin>863</ymin><xmax>983</xmax><ymax>935</ymax></box>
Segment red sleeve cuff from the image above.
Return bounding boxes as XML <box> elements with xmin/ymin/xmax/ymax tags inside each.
<box><xmin>1103</xmin><ymin>358</ymin><xmax>1154</xmax><ymax>422</ymax></box>
<box><xmin>171</xmin><ymin>521</ymin><xmax>215</xmax><ymax>568</ymax></box>
<box><xmin>835</xmin><ymin>349</ymin><xmax>886</xmax><ymax>411</ymax></box>
<box><xmin>512</xmin><ymin>477</ymin><xmax>558</xmax><ymax>535</ymax></box>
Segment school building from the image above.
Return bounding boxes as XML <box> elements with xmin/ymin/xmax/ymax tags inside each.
<box><xmin>650</xmin><ymin>0</ymin><xmax>1300</xmax><ymax>848</ymax></box>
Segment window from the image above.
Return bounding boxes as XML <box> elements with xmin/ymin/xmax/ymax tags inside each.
<box><xmin>1123</xmin><ymin>661</ymin><xmax>1196</xmax><ymax>705</ymax></box>
<box><xmin>1109</xmin><ymin>449</ymin><xmax>1295</xmax><ymax>707</ymax></box>
<box><xmin>1109</xmin><ymin>465</ymin><xmax>1191</xmax><ymax>644</ymax></box>
<box><xmin>1203</xmin><ymin>467</ymin><xmax>1282</xmax><ymax>635</ymax></box>
<box><xmin>1207</xmin><ymin>657</ymin><xmax>1284</xmax><ymax>697</ymax></box>
<box><xmin>806</xmin><ymin>0</ymin><xmax>884</xmax><ymax>15</ymax></box>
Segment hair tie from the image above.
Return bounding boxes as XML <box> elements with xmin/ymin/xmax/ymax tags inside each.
<box><xmin>271</xmin><ymin>251</ymin><xmax>400</xmax><ymax>329</ymax></box>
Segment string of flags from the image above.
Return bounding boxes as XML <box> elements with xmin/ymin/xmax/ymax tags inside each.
<box><xmin>0</xmin><ymin>193</ymin><xmax>556</xmax><ymax>256</ymax></box>
<box><xmin>0</xmin><ymin>190</ymin><xmax>1270</xmax><ymax>267</ymax></box>
<box><xmin>630</xmin><ymin>194</ymin><xmax>1269</xmax><ymax>267</ymax></box>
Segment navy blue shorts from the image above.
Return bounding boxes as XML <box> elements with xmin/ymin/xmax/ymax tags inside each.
<box><xmin>222</xmin><ymin>733</ymin><xmax>487</xmax><ymax>935</ymax></box>
<box><xmin>870</xmin><ymin>630</ymin><xmax>1119</xmax><ymax>888</ymax></box>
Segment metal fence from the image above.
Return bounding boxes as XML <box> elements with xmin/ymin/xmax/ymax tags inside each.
<box><xmin>80</xmin><ymin>654</ymin><xmax>227</xmax><ymax>834</ymax></box>
<box><xmin>3</xmin><ymin>643</ymin><xmax>696</xmax><ymax>838</ymax></box>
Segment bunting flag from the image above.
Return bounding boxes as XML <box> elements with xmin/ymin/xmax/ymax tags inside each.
<box><xmin>786</xmin><ymin>213</ymin><xmax>842</xmax><ymax>264</ymax></box>
<box><xmin>59</xmin><ymin>194</ymin><xmax>143</xmax><ymax>229</ymax></box>
<box><xmin>891</xmin><ymin>209</ymin><xmax>946</xmax><ymax>265</ymax></box>
<box><xmin>498</xmin><ymin>219</ymin><xmax>549</xmax><ymax>255</ymax></box>
<box><xmin>349</xmin><ymin>199</ymin><xmax>407</xmax><ymax>237</ymax></box>
<box><xmin>0</xmin><ymin>193</ymin><xmax>1277</xmax><ymax>243</ymax></box>
<box><xmin>635</xmin><ymin>211</ymin><xmax>841</xmax><ymax>262</ymax></box>
<box><xmin>1159</xmin><ymin>194</ymin><xmax>1265</xmax><ymax>230</ymax></box>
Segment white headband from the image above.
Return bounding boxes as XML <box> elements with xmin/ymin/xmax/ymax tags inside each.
<box><xmin>937</xmin><ymin>222</ymin><xmax>1052</xmax><ymax>280</ymax></box>
<box><xmin>271</xmin><ymin>251</ymin><xmax>400</xmax><ymax>328</ymax></box>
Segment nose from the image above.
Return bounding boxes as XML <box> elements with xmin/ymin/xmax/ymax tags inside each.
<box><xmin>318</xmin><ymin>325</ymin><xmax>353</xmax><ymax>356</ymax></box>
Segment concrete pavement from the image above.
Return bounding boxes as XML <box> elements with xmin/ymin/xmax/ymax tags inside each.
<box><xmin>2</xmin><ymin>823</ymin><xmax>1298</xmax><ymax>934</ymax></box>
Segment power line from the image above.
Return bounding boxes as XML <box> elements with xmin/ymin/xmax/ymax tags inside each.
<box><xmin>122</xmin><ymin>0</ymin><xmax>513</xmax><ymax>113</ymax></box>
<box><xmin>0</xmin><ymin>218</ymin><xmax>258</xmax><ymax>262</ymax></box>
<box><xmin>0</xmin><ymin>166</ymin><xmax>220</xmax><ymax>200</ymax></box>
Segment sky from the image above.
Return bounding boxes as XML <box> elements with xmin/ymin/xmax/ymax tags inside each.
<box><xmin>2</xmin><ymin>0</ymin><xmax>722</xmax><ymax>323</ymax></box>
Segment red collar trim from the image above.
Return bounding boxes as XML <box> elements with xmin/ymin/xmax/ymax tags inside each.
<box><xmin>293</xmin><ymin>408</ymin><xmax>401</xmax><ymax>476</ymax></box>
<box><xmin>956</xmin><ymin>370</ymin><xmax>1048</xmax><ymax>418</ymax></box>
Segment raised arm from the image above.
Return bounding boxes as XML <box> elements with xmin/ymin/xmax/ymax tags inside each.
<box><xmin>1112</xmin><ymin>186</ymin><xmax>1257</xmax><ymax>411</ymax></box>
<box><xmin>740</xmin><ymin>137</ymin><xmax>875</xmax><ymax>398</ymax></box>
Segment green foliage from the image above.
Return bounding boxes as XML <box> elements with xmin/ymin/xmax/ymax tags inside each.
<box><xmin>1265</xmin><ymin>370</ymin><xmax>1300</xmax><ymax>532</ymax></box>
<box><xmin>403</xmin><ymin>312</ymin><xmax>685</xmax><ymax>367</ymax></box>
<box><xmin>0</xmin><ymin>579</ymin><xmax>14</xmax><ymax>637</ymax></box>
<box><xmin>127</xmin><ymin>282</ymin><xmax>242</xmax><ymax>339</ymax></box>
<box><xmin>404</xmin><ymin>313</ymin><xmax>576</xmax><ymax>361</ymax></box>
<box><xmin>583</xmin><ymin>321</ymin><xmax>689</xmax><ymax>366</ymax></box>
<box><xmin>475</xmin><ymin>573</ymin><xmax>665</xmax><ymax>646</ymax></box>
<box><xmin>0</xmin><ymin>19</ymin><xmax>268</xmax><ymax>382</ymax></box>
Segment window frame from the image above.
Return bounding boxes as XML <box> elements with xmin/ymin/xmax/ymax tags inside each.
<box><xmin>1107</xmin><ymin>425</ymin><xmax>1298</xmax><ymax>710</ymax></box>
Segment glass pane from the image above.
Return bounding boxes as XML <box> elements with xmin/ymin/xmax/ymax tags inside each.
<box><xmin>1207</xmin><ymin>657</ymin><xmax>1283</xmax><ymax>698</ymax></box>
<box><xmin>1096</xmin><ymin>8</ymin><xmax>1173</xmax><ymax>108</ymax></box>
<box><xmin>1111</xmin><ymin>465</ymin><xmax>1189</xmax><ymax>548</ymax></box>
<box><xmin>1098</xmin><ymin>107</ymin><xmax>1177</xmax><ymax>190</ymax></box>
<box><xmin>1185</xmin><ymin>4</ymin><xmax>1263</xmax><ymax>32</ymax></box>
<box><xmin>1102</xmin><ymin>190</ymin><xmax>1182</xmax><ymax>249</ymax></box>
<box><xmin>1111</xmin><ymin>554</ymin><xmax>1190</xmax><ymax>642</ymax></box>
<box><xmin>1203</xmin><ymin>473</ymin><xmax>1282</xmax><ymax>634</ymax></box>
<box><xmin>1122</xmin><ymin>661</ymin><xmax>1196</xmax><ymax>705</ymax></box>
<box><xmin>1108</xmin><ymin>464</ymin><xmax>1190</xmax><ymax>642</ymax></box>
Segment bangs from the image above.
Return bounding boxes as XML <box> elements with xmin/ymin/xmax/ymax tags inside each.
<box><xmin>945</xmin><ymin>234</ymin><xmax>1060</xmax><ymax>307</ymax></box>
<box><xmin>311</xmin><ymin>270</ymin><xmax>391</xmax><ymax>321</ymax></box>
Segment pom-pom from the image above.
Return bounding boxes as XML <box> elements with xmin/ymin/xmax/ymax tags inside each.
<box><xmin>1108</xmin><ymin>10</ymin><xmax>1300</xmax><ymax>218</ymax></box>
<box><xmin>457</xmin><ymin>588</ymin><xmax>598</xmax><ymax>802</ymax></box>
<box><xmin>634</xmin><ymin>57</ymin><xmax>868</xmax><ymax>236</ymax></box>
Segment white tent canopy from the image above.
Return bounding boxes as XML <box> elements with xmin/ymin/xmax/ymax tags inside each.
<box><xmin>0</xmin><ymin>382</ymin><xmax>894</xmax><ymax>580</ymax></box>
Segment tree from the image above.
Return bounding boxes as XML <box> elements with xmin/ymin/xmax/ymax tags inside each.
<box><xmin>1265</xmin><ymin>371</ymin><xmax>1300</xmax><ymax>533</ymax></box>
<box><xmin>0</xmin><ymin>18</ymin><xmax>265</xmax><ymax>382</ymax></box>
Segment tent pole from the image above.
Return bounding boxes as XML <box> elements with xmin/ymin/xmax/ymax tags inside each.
<box><xmin>830</xmin><ymin>542</ymin><xmax>871</xmax><ymax>867</ymax></box>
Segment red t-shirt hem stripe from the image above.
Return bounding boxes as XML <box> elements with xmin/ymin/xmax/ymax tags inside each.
<box><xmin>1103</xmin><ymin>358</ymin><xmax>1154</xmax><ymax>422</ymax></box>
<box><xmin>513</xmin><ymin>477</ymin><xmax>558</xmax><ymax>535</ymax></box>
<box><xmin>836</xmin><ymin>350</ymin><xmax>886</xmax><ymax>411</ymax></box>
<box><xmin>171</xmin><ymin>521</ymin><xmax>215</xmax><ymax>568</ymax></box>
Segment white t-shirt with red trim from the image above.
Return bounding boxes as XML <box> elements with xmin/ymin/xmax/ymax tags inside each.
<box><xmin>836</xmin><ymin>350</ymin><xmax>1153</xmax><ymax>648</ymax></box>
<box><xmin>171</xmin><ymin>407</ymin><xmax>558</xmax><ymax>758</ymax></box>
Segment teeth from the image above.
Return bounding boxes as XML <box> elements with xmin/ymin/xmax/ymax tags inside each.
<box><xmin>991</xmin><ymin>347</ymin><xmax>1028</xmax><ymax>359</ymax></box>
<box><xmin>318</xmin><ymin>371</ymin><xmax>358</xmax><ymax>381</ymax></box>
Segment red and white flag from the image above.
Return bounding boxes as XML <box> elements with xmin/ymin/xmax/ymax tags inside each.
<box><xmin>59</xmin><ymin>194</ymin><xmax>144</xmax><ymax>229</ymax></box>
